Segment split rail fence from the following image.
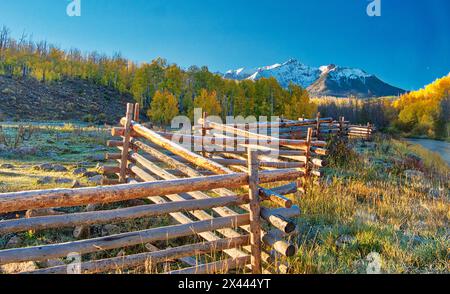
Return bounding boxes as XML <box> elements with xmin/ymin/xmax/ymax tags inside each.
<box><xmin>0</xmin><ymin>104</ymin><xmax>374</xmax><ymax>274</ymax></box>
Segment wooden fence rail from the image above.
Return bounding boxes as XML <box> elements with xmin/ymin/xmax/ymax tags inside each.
<box><xmin>0</xmin><ymin>103</ymin><xmax>375</xmax><ymax>275</ymax></box>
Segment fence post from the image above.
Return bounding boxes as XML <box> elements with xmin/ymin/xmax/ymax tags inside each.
<box><xmin>247</xmin><ymin>149</ymin><xmax>262</xmax><ymax>274</ymax></box>
<box><xmin>305</xmin><ymin>128</ymin><xmax>313</xmax><ymax>179</ymax></box>
<box><xmin>201</xmin><ymin>112</ymin><xmax>208</xmax><ymax>157</ymax></box>
<box><xmin>316</xmin><ymin>112</ymin><xmax>321</xmax><ymax>140</ymax></box>
<box><xmin>367</xmin><ymin>123</ymin><xmax>372</xmax><ymax>141</ymax></box>
<box><xmin>134</xmin><ymin>103</ymin><xmax>140</xmax><ymax>123</ymax></box>
<box><xmin>132</xmin><ymin>103</ymin><xmax>140</xmax><ymax>153</ymax></box>
<box><xmin>338</xmin><ymin>116</ymin><xmax>344</xmax><ymax>138</ymax></box>
<box><xmin>119</xmin><ymin>103</ymin><xmax>134</xmax><ymax>183</ymax></box>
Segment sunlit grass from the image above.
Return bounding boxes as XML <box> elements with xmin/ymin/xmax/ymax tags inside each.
<box><xmin>0</xmin><ymin>126</ymin><xmax>448</xmax><ymax>274</ymax></box>
<box><xmin>288</xmin><ymin>135</ymin><xmax>449</xmax><ymax>274</ymax></box>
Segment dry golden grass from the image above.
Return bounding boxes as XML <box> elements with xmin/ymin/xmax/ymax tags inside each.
<box><xmin>1</xmin><ymin>126</ymin><xmax>448</xmax><ymax>274</ymax></box>
<box><xmin>288</xmin><ymin>135</ymin><xmax>449</xmax><ymax>273</ymax></box>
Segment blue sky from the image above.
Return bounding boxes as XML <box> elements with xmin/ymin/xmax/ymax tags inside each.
<box><xmin>0</xmin><ymin>0</ymin><xmax>449</xmax><ymax>90</ymax></box>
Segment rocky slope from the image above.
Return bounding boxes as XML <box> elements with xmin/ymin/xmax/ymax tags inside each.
<box><xmin>0</xmin><ymin>75</ymin><xmax>134</xmax><ymax>123</ymax></box>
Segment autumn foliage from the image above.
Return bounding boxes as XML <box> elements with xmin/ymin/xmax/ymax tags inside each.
<box><xmin>393</xmin><ymin>75</ymin><xmax>450</xmax><ymax>138</ymax></box>
<box><xmin>0</xmin><ymin>26</ymin><xmax>317</xmax><ymax>124</ymax></box>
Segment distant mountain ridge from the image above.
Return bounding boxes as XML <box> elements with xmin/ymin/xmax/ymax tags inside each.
<box><xmin>224</xmin><ymin>59</ymin><xmax>406</xmax><ymax>98</ymax></box>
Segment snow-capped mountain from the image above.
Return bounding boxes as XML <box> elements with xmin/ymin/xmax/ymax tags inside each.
<box><xmin>224</xmin><ymin>59</ymin><xmax>321</xmax><ymax>88</ymax></box>
<box><xmin>224</xmin><ymin>59</ymin><xmax>405</xmax><ymax>98</ymax></box>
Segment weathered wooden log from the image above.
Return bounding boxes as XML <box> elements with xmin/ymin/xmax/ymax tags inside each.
<box><xmin>247</xmin><ymin>149</ymin><xmax>262</xmax><ymax>274</ymax></box>
<box><xmin>107</xmin><ymin>140</ymin><xmax>124</xmax><ymax>147</ymax></box>
<box><xmin>131</xmin><ymin>140</ymin><xmax>197</xmax><ymax>175</ymax></box>
<box><xmin>157</xmin><ymin>131</ymin><xmax>308</xmax><ymax>151</ymax></box>
<box><xmin>121</xmin><ymin>119</ymin><xmax>233</xmax><ymax>175</ymax></box>
<box><xmin>202</xmin><ymin>120</ymin><xmax>327</xmax><ymax>148</ymax></box>
<box><xmin>311</xmin><ymin>147</ymin><xmax>328</xmax><ymax>156</ymax></box>
<box><xmin>202</xmin><ymin>148</ymin><xmax>308</xmax><ymax>157</ymax></box>
<box><xmin>125</xmin><ymin>176</ymin><xmax>254</xmax><ymax>273</ymax></box>
<box><xmin>211</xmin><ymin>157</ymin><xmax>305</xmax><ymax>169</ymax></box>
<box><xmin>111</xmin><ymin>127</ymin><xmax>126</xmax><ymax>137</ymax></box>
<box><xmin>0</xmin><ymin>214</ymin><xmax>250</xmax><ymax>265</ymax></box>
<box><xmin>0</xmin><ymin>169</ymin><xmax>303</xmax><ymax>214</ymax></box>
<box><xmin>271</xmin><ymin>183</ymin><xmax>298</xmax><ymax>196</ymax></box>
<box><xmin>23</xmin><ymin>236</ymin><xmax>250</xmax><ymax>274</ymax></box>
<box><xmin>128</xmin><ymin>148</ymin><xmax>288</xmax><ymax>273</ymax></box>
<box><xmin>127</xmin><ymin>140</ymin><xmax>292</xmax><ymax>273</ymax></box>
<box><xmin>260</xmin><ymin>206</ymin><xmax>301</xmax><ymax>220</ymax></box>
<box><xmin>98</xmin><ymin>165</ymin><xmax>121</xmax><ymax>175</ymax></box>
<box><xmin>262</xmin><ymin>230</ymin><xmax>297</xmax><ymax>257</ymax></box>
<box><xmin>167</xmin><ymin>256</ymin><xmax>251</xmax><ymax>274</ymax></box>
<box><xmin>119</xmin><ymin>104</ymin><xmax>134</xmax><ymax>183</ymax></box>
<box><xmin>348</xmin><ymin>127</ymin><xmax>373</xmax><ymax>132</ymax></box>
<box><xmin>259</xmin><ymin>188</ymin><xmax>293</xmax><ymax>208</ymax></box>
<box><xmin>348</xmin><ymin>130</ymin><xmax>373</xmax><ymax>135</ymax></box>
<box><xmin>0</xmin><ymin>196</ymin><xmax>249</xmax><ymax>234</ymax></box>
<box><xmin>105</xmin><ymin>153</ymin><xmax>122</xmax><ymax>160</ymax></box>
<box><xmin>218</xmin><ymin>118</ymin><xmax>333</xmax><ymax>129</ymax></box>
<box><xmin>131</xmin><ymin>140</ymin><xmax>298</xmax><ymax>197</ymax></box>
<box><xmin>260</xmin><ymin>213</ymin><xmax>296</xmax><ymax>234</ymax></box>
<box><xmin>280</xmin><ymin>155</ymin><xmax>327</xmax><ymax>168</ymax></box>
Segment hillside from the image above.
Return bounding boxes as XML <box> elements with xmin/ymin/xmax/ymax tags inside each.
<box><xmin>0</xmin><ymin>75</ymin><xmax>134</xmax><ymax>123</ymax></box>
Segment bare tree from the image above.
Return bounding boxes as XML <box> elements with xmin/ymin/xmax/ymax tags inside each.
<box><xmin>0</xmin><ymin>26</ymin><xmax>11</xmax><ymax>59</ymax></box>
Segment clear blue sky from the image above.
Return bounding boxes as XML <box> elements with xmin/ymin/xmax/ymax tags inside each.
<box><xmin>0</xmin><ymin>0</ymin><xmax>449</xmax><ymax>90</ymax></box>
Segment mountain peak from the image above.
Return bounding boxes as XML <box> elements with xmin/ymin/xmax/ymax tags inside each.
<box><xmin>224</xmin><ymin>59</ymin><xmax>405</xmax><ymax>98</ymax></box>
<box><xmin>283</xmin><ymin>58</ymin><xmax>300</xmax><ymax>65</ymax></box>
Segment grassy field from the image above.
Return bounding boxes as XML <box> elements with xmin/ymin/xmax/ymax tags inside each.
<box><xmin>293</xmin><ymin>137</ymin><xmax>449</xmax><ymax>273</ymax></box>
<box><xmin>0</xmin><ymin>124</ymin><xmax>448</xmax><ymax>274</ymax></box>
<box><xmin>0</xmin><ymin>123</ymin><xmax>110</xmax><ymax>193</ymax></box>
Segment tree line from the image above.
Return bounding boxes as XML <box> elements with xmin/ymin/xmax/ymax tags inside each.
<box><xmin>1</xmin><ymin>26</ymin><xmax>447</xmax><ymax>139</ymax></box>
<box><xmin>0</xmin><ymin>26</ymin><xmax>317</xmax><ymax>125</ymax></box>
<box><xmin>315</xmin><ymin>74</ymin><xmax>450</xmax><ymax>140</ymax></box>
